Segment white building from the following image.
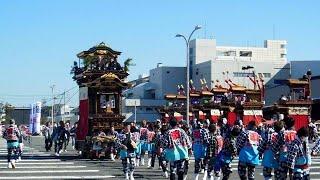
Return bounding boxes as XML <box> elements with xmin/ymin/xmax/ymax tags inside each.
<box><xmin>122</xmin><ymin>65</ymin><xmax>186</xmax><ymax>122</ymax></box>
<box><xmin>190</xmin><ymin>38</ymin><xmax>290</xmax><ymax>105</ymax></box>
<box><xmin>54</xmin><ymin>104</ymin><xmax>79</xmax><ymax>124</ymax></box>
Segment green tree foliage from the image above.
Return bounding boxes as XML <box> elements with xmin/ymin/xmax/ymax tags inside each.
<box><xmin>124</xmin><ymin>58</ymin><xmax>134</xmax><ymax>73</ymax></box>
<box><xmin>3</xmin><ymin>103</ymin><xmax>14</xmax><ymax>124</ymax></box>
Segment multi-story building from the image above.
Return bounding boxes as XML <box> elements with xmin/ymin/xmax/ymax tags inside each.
<box><xmin>190</xmin><ymin>38</ymin><xmax>290</xmax><ymax>105</ymax></box>
<box><xmin>122</xmin><ymin>65</ymin><xmax>186</xmax><ymax>122</ymax></box>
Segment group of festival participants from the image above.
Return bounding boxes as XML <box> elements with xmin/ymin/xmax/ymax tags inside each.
<box><xmin>2</xmin><ymin>117</ymin><xmax>320</xmax><ymax>180</ymax></box>
<box><xmin>114</xmin><ymin>117</ymin><xmax>320</xmax><ymax>180</ymax></box>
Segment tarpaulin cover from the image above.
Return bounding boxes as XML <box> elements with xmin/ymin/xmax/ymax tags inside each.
<box><xmin>227</xmin><ymin>112</ymin><xmax>237</xmax><ymax>126</ymax></box>
<box><xmin>77</xmin><ymin>99</ymin><xmax>89</xmax><ymax>141</ymax></box>
<box><xmin>243</xmin><ymin>115</ymin><xmax>263</xmax><ymax>126</ymax></box>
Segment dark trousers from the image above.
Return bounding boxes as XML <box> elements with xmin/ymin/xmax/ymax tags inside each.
<box><xmin>150</xmin><ymin>151</ymin><xmax>157</xmax><ymax>167</ymax></box>
<box><xmin>221</xmin><ymin>162</ymin><xmax>233</xmax><ymax>180</ymax></box>
<box><xmin>238</xmin><ymin>161</ymin><xmax>255</xmax><ymax>180</ymax></box>
<box><xmin>275</xmin><ymin>161</ymin><xmax>293</xmax><ymax>180</ymax></box>
<box><xmin>45</xmin><ymin>138</ymin><xmax>52</xmax><ymax>151</ymax></box>
<box><xmin>64</xmin><ymin>136</ymin><xmax>70</xmax><ymax>150</ymax></box>
<box><xmin>54</xmin><ymin>139</ymin><xmax>63</xmax><ymax>153</ymax></box>
<box><xmin>158</xmin><ymin>154</ymin><xmax>168</xmax><ymax>172</ymax></box>
<box><xmin>293</xmin><ymin>171</ymin><xmax>310</xmax><ymax>180</ymax></box>
<box><xmin>7</xmin><ymin>147</ymin><xmax>17</xmax><ymax>163</ymax></box>
<box><xmin>195</xmin><ymin>158</ymin><xmax>206</xmax><ymax>173</ymax></box>
<box><xmin>122</xmin><ymin>154</ymin><xmax>135</xmax><ymax>174</ymax></box>
<box><xmin>170</xmin><ymin>159</ymin><xmax>186</xmax><ymax>180</ymax></box>
<box><xmin>263</xmin><ymin>167</ymin><xmax>273</xmax><ymax>179</ymax></box>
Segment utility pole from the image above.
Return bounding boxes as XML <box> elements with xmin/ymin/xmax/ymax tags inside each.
<box><xmin>50</xmin><ymin>85</ymin><xmax>55</xmax><ymax>125</ymax></box>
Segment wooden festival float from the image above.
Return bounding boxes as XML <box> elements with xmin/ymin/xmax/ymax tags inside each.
<box><xmin>158</xmin><ymin>74</ymin><xmax>265</xmax><ymax>127</ymax></box>
<box><xmin>71</xmin><ymin>42</ymin><xmax>129</xmax><ymax>158</ymax></box>
<box><xmin>263</xmin><ymin>70</ymin><xmax>313</xmax><ymax>130</ymax></box>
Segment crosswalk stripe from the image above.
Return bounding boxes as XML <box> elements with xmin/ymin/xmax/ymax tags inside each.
<box><xmin>0</xmin><ymin>176</ymin><xmax>115</xmax><ymax>179</ymax></box>
<box><xmin>0</xmin><ymin>165</ymin><xmax>86</xmax><ymax>169</ymax></box>
<box><xmin>0</xmin><ymin>162</ymin><xmax>74</xmax><ymax>165</ymax></box>
<box><xmin>0</xmin><ymin>170</ymin><xmax>99</xmax><ymax>174</ymax></box>
<box><xmin>0</xmin><ymin>159</ymin><xmax>61</xmax><ymax>162</ymax></box>
<box><xmin>260</xmin><ymin>172</ymin><xmax>320</xmax><ymax>176</ymax></box>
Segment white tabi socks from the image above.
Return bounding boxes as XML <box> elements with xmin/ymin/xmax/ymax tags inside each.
<box><xmin>202</xmin><ymin>171</ymin><xmax>208</xmax><ymax>180</ymax></box>
<box><xmin>110</xmin><ymin>153</ymin><xmax>115</xmax><ymax>161</ymax></box>
<box><xmin>147</xmin><ymin>158</ymin><xmax>152</xmax><ymax>168</ymax></box>
<box><xmin>130</xmin><ymin>172</ymin><xmax>134</xmax><ymax>180</ymax></box>
<box><xmin>141</xmin><ymin>157</ymin><xmax>145</xmax><ymax>166</ymax></box>
<box><xmin>135</xmin><ymin>158</ymin><xmax>140</xmax><ymax>167</ymax></box>
<box><xmin>194</xmin><ymin>173</ymin><xmax>199</xmax><ymax>180</ymax></box>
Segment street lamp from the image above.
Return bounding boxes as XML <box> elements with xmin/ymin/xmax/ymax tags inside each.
<box><xmin>50</xmin><ymin>85</ymin><xmax>55</xmax><ymax>126</ymax></box>
<box><xmin>176</xmin><ymin>25</ymin><xmax>201</xmax><ymax>127</ymax></box>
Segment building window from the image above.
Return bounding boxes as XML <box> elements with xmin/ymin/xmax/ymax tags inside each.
<box><xmin>167</xmin><ymin>71</ymin><xmax>170</xmax><ymax>74</ymax></box>
<box><xmin>217</xmin><ymin>50</ymin><xmax>236</xmax><ymax>56</ymax></box>
<box><xmin>280</xmin><ymin>44</ymin><xmax>286</xmax><ymax>48</ymax></box>
<box><xmin>233</xmin><ymin>72</ymin><xmax>254</xmax><ymax>77</ymax></box>
<box><xmin>240</xmin><ymin>51</ymin><xmax>252</xmax><ymax>57</ymax></box>
<box><xmin>263</xmin><ymin>73</ymin><xmax>271</xmax><ymax>78</ymax></box>
<box><xmin>281</xmin><ymin>54</ymin><xmax>286</xmax><ymax>58</ymax></box>
<box><xmin>146</xmin><ymin>107</ymin><xmax>153</xmax><ymax>111</ymax></box>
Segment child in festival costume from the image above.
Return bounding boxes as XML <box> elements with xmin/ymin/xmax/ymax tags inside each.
<box><xmin>2</xmin><ymin>119</ymin><xmax>20</xmax><ymax>168</ymax></box>
<box><xmin>192</xmin><ymin>120</ymin><xmax>210</xmax><ymax>180</ymax></box>
<box><xmin>236</xmin><ymin>120</ymin><xmax>262</xmax><ymax>180</ymax></box>
<box><xmin>147</xmin><ymin>123</ymin><xmax>156</xmax><ymax>168</ymax></box>
<box><xmin>271</xmin><ymin>117</ymin><xmax>296</xmax><ymax>179</ymax></box>
<box><xmin>206</xmin><ymin>123</ymin><xmax>224</xmax><ymax>180</ymax></box>
<box><xmin>116</xmin><ymin>124</ymin><xmax>138</xmax><ymax>180</ymax></box>
<box><xmin>162</xmin><ymin>118</ymin><xmax>192</xmax><ymax>180</ymax></box>
<box><xmin>258</xmin><ymin>121</ymin><xmax>284</xmax><ymax>180</ymax></box>
<box><xmin>286</xmin><ymin>127</ymin><xmax>311</xmax><ymax>180</ymax></box>
<box><xmin>218</xmin><ymin>126</ymin><xmax>241</xmax><ymax>180</ymax></box>
<box><xmin>137</xmin><ymin>120</ymin><xmax>148</xmax><ymax>166</ymax></box>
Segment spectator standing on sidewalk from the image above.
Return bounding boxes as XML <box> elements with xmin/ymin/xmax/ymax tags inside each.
<box><xmin>2</xmin><ymin>119</ymin><xmax>20</xmax><ymax>168</ymax></box>
<box><xmin>63</xmin><ymin>121</ymin><xmax>71</xmax><ymax>152</ymax></box>
<box><xmin>43</xmin><ymin>121</ymin><xmax>53</xmax><ymax>152</ymax></box>
<box><xmin>70</xmin><ymin>122</ymin><xmax>78</xmax><ymax>150</ymax></box>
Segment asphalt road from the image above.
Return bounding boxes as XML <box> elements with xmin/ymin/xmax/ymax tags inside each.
<box><xmin>1</xmin><ymin>137</ymin><xmax>320</xmax><ymax>180</ymax></box>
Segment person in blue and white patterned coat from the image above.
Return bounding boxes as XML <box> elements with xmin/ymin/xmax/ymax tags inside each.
<box><xmin>116</xmin><ymin>124</ymin><xmax>138</xmax><ymax>180</ymax></box>
<box><xmin>161</xmin><ymin>118</ymin><xmax>192</xmax><ymax>180</ymax></box>
<box><xmin>286</xmin><ymin>127</ymin><xmax>311</xmax><ymax>180</ymax></box>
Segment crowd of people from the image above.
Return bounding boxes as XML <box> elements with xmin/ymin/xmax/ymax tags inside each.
<box><xmin>42</xmin><ymin>120</ymin><xmax>78</xmax><ymax>156</ymax></box>
<box><xmin>113</xmin><ymin>117</ymin><xmax>320</xmax><ymax>180</ymax></box>
<box><xmin>2</xmin><ymin>117</ymin><xmax>320</xmax><ymax>180</ymax></box>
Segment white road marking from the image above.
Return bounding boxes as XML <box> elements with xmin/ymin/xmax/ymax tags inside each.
<box><xmin>0</xmin><ymin>176</ymin><xmax>115</xmax><ymax>179</ymax></box>
<box><xmin>0</xmin><ymin>162</ymin><xmax>74</xmax><ymax>165</ymax></box>
<box><xmin>260</xmin><ymin>172</ymin><xmax>320</xmax><ymax>176</ymax></box>
<box><xmin>0</xmin><ymin>159</ymin><xmax>61</xmax><ymax>162</ymax></box>
<box><xmin>0</xmin><ymin>170</ymin><xmax>99</xmax><ymax>174</ymax></box>
<box><xmin>0</xmin><ymin>165</ymin><xmax>86</xmax><ymax>169</ymax></box>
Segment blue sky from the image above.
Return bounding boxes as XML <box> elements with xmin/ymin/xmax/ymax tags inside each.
<box><xmin>0</xmin><ymin>0</ymin><xmax>319</xmax><ymax>106</ymax></box>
